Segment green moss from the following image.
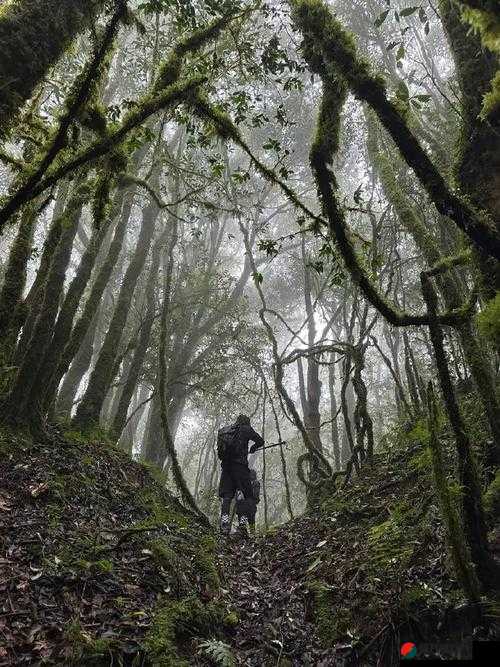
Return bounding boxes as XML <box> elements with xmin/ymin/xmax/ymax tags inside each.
<box><xmin>407</xmin><ymin>420</ymin><xmax>431</xmax><ymax>446</ymax></box>
<box><xmin>481</xmin><ymin>70</ymin><xmax>500</xmax><ymax>119</ymax></box>
<box><xmin>144</xmin><ymin>596</ymin><xmax>225</xmax><ymax>666</ymax></box>
<box><xmin>461</xmin><ymin>5</ymin><xmax>500</xmax><ymax>54</ymax></box>
<box><xmin>484</xmin><ymin>470</ymin><xmax>500</xmax><ymax>520</ymax></box>
<box><xmin>224</xmin><ymin>611</ymin><xmax>239</xmax><ymax>627</ymax></box>
<box><xmin>367</xmin><ymin>512</ymin><xmax>414</xmax><ymax>570</ymax></box>
<box><xmin>307</xmin><ymin>581</ymin><xmax>354</xmax><ymax>645</ymax></box>
<box><xmin>476</xmin><ymin>293</ymin><xmax>500</xmax><ymax>348</ymax></box>
<box><xmin>193</xmin><ymin>535</ymin><xmax>220</xmax><ymax>591</ymax></box>
<box><xmin>64</xmin><ymin>618</ymin><xmax>115</xmax><ymax>662</ymax></box>
<box><xmin>409</xmin><ymin>447</ymin><xmax>432</xmax><ymax>472</ymax></box>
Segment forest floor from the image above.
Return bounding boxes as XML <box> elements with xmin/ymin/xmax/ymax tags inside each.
<box><xmin>216</xmin><ymin>518</ymin><xmax>336</xmax><ymax>666</ymax></box>
<box><xmin>1</xmin><ymin>411</ymin><xmax>499</xmax><ymax>666</ymax></box>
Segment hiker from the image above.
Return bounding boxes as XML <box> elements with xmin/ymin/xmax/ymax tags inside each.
<box><xmin>247</xmin><ymin>468</ymin><xmax>260</xmax><ymax>534</ymax></box>
<box><xmin>217</xmin><ymin>414</ymin><xmax>264</xmax><ymax>537</ymax></box>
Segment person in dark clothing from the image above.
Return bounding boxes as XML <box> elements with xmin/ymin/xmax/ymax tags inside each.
<box><xmin>247</xmin><ymin>468</ymin><xmax>260</xmax><ymax>534</ymax></box>
<box><xmin>218</xmin><ymin>414</ymin><xmax>264</xmax><ymax>536</ymax></box>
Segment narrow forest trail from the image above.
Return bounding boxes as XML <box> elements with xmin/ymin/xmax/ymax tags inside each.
<box><xmin>215</xmin><ymin>522</ymin><xmax>338</xmax><ymax>667</ymax></box>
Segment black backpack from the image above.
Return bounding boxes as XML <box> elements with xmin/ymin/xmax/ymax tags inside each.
<box><xmin>217</xmin><ymin>425</ymin><xmax>239</xmax><ymax>462</ymax></box>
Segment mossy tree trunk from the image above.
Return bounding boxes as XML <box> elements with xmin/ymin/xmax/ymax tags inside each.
<box><xmin>421</xmin><ymin>273</ymin><xmax>499</xmax><ymax>591</ymax></box>
<box><xmin>0</xmin><ymin>203</ymin><xmax>38</xmax><ymax>344</ymax></box>
<box><xmin>367</xmin><ymin>118</ymin><xmax>500</xmax><ymax>465</ymax></box>
<box><xmin>73</xmin><ymin>165</ymin><xmax>161</xmax><ymax>429</ymax></box>
<box><xmin>45</xmin><ymin>143</ymin><xmax>150</xmax><ymax>415</ymax></box>
<box><xmin>30</xmin><ymin>176</ymin><xmax>114</xmax><ymax>419</ymax></box>
<box><xmin>12</xmin><ymin>179</ymin><xmax>71</xmax><ymax>363</ymax></box>
<box><xmin>426</xmin><ymin>381</ymin><xmax>481</xmax><ymax>606</ymax></box>
<box><xmin>112</xmin><ymin>235</ymin><xmax>163</xmax><ymax>439</ymax></box>
<box><xmin>55</xmin><ymin>314</ymin><xmax>98</xmax><ymax>420</ymax></box>
<box><xmin>439</xmin><ymin>0</ymin><xmax>500</xmax><ymax>297</ymax></box>
<box><xmin>328</xmin><ymin>352</ymin><xmax>341</xmax><ymax>471</ymax></box>
<box><xmin>2</xmin><ymin>176</ymin><xmax>90</xmax><ymax>425</ymax></box>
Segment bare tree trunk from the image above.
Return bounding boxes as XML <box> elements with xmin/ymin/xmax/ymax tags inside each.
<box><xmin>328</xmin><ymin>352</ymin><xmax>341</xmax><ymax>471</ymax></box>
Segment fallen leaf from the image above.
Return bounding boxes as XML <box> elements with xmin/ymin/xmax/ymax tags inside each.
<box><xmin>30</xmin><ymin>482</ymin><xmax>49</xmax><ymax>498</ymax></box>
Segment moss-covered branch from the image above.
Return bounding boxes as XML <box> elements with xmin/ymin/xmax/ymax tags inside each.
<box><xmin>0</xmin><ymin>0</ymin><xmax>107</xmax><ymax>139</ymax></box>
<box><xmin>289</xmin><ymin>0</ymin><xmax>500</xmax><ymax>260</ymax></box>
<box><xmin>188</xmin><ymin>92</ymin><xmax>473</xmax><ymax>328</ymax></box>
<box><xmin>0</xmin><ymin>11</ymin><xmax>239</xmax><ymax>233</ymax></box>
<box><xmin>0</xmin><ymin>3</ymin><xmax>125</xmax><ymax>230</ymax></box>
<box><xmin>459</xmin><ymin>0</ymin><xmax>500</xmax><ymax>54</ymax></box>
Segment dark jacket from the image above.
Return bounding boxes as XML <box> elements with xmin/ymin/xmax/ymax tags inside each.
<box><xmin>229</xmin><ymin>423</ymin><xmax>264</xmax><ymax>465</ymax></box>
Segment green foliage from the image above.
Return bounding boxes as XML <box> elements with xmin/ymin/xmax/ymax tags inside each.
<box><xmin>461</xmin><ymin>5</ymin><xmax>500</xmax><ymax>54</ymax></box>
<box><xmin>367</xmin><ymin>504</ymin><xmax>415</xmax><ymax>570</ymax></box>
<box><xmin>409</xmin><ymin>447</ymin><xmax>432</xmax><ymax>473</ymax></box>
<box><xmin>307</xmin><ymin>581</ymin><xmax>356</xmax><ymax>645</ymax></box>
<box><xmin>484</xmin><ymin>470</ymin><xmax>500</xmax><ymax>520</ymax></box>
<box><xmin>64</xmin><ymin>618</ymin><xmax>118</xmax><ymax>661</ymax></box>
<box><xmin>198</xmin><ymin>639</ymin><xmax>236</xmax><ymax>667</ymax></box>
<box><xmin>144</xmin><ymin>596</ymin><xmax>225</xmax><ymax>666</ymax></box>
<box><xmin>476</xmin><ymin>293</ymin><xmax>500</xmax><ymax>348</ymax></box>
<box><xmin>406</xmin><ymin>419</ymin><xmax>431</xmax><ymax>446</ymax></box>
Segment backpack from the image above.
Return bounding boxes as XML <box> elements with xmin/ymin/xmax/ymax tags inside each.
<box><xmin>217</xmin><ymin>425</ymin><xmax>240</xmax><ymax>462</ymax></box>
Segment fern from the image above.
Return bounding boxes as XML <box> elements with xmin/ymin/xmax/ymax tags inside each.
<box><xmin>198</xmin><ymin>639</ymin><xmax>235</xmax><ymax>667</ymax></box>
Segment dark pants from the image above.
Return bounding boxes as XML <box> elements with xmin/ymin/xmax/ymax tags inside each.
<box><xmin>247</xmin><ymin>499</ymin><xmax>257</xmax><ymax>529</ymax></box>
<box><xmin>219</xmin><ymin>462</ymin><xmax>253</xmax><ymax>519</ymax></box>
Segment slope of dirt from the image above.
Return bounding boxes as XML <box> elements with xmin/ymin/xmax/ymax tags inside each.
<box><xmin>0</xmin><ymin>426</ymin><xmax>230</xmax><ymax>666</ymax></box>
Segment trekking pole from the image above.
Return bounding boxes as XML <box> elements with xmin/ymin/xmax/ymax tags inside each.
<box><xmin>260</xmin><ymin>441</ymin><xmax>287</xmax><ymax>451</ymax></box>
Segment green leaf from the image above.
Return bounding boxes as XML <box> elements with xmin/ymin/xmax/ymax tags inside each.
<box><xmin>353</xmin><ymin>183</ymin><xmax>363</xmax><ymax>204</ymax></box>
<box><xmin>253</xmin><ymin>272</ymin><xmax>263</xmax><ymax>285</ymax></box>
<box><xmin>262</xmin><ymin>138</ymin><xmax>281</xmax><ymax>152</ymax></box>
<box><xmin>374</xmin><ymin>9</ymin><xmax>390</xmax><ymax>27</ymax></box>
<box><xmin>414</xmin><ymin>94</ymin><xmax>431</xmax><ymax>102</ymax></box>
<box><xmin>396</xmin><ymin>44</ymin><xmax>405</xmax><ymax>60</ymax></box>
<box><xmin>386</xmin><ymin>40</ymin><xmax>401</xmax><ymax>51</ymax></box>
<box><xmin>396</xmin><ymin>80</ymin><xmax>410</xmax><ymax>101</ymax></box>
<box><xmin>400</xmin><ymin>6</ymin><xmax>419</xmax><ymax>17</ymax></box>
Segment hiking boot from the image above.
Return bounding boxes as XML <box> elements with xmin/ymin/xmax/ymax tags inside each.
<box><xmin>237</xmin><ymin>516</ymin><xmax>250</xmax><ymax>539</ymax></box>
<box><xmin>220</xmin><ymin>515</ymin><xmax>230</xmax><ymax>536</ymax></box>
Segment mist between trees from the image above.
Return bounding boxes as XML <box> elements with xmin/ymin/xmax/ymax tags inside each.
<box><xmin>0</xmin><ymin>0</ymin><xmax>499</xmax><ymax>597</ymax></box>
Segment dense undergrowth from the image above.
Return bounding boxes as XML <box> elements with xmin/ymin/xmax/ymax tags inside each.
<box><xmin>1</xmin><ymin>390</ymin><xmax>499</xmax><ymax>666</ymax></box>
